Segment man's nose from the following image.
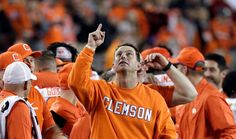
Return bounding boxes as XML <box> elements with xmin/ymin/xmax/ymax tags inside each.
<box><xmin>120</xmin><ymin>53</ymin><xmax>127</xmax><ymax>59</ymax></box>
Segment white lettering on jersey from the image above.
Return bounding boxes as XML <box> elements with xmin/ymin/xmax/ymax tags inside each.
<box><xmin>103</xmin><ymin>96</ymin><xmax>152</xmax><ymax>121</ymax></box>
<box><xmin>34</xmin><ymin>86</ymin><xmax>61</xmax><ymax>101</ymax></box>
<box><xmin>121</xmin><ymin>103</ymin><xmax>130</xmax><ymax>116</ymax></box>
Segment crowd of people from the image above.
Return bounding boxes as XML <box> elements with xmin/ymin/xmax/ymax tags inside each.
<box><xmin>1</xmin><ymin>0</ymin><xmax>236</xmax><ymax>71</ymax></box>
<box><xmin>1</xmin><ymin>0</ymin><xmax>236</xmax><ymax>139</ymax></box>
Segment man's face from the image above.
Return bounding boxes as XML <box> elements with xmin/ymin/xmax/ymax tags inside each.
<box><xmin>204</xmin><ymin>60</ymin><xmax>221</xmax><ymax>86</ymax></box>
<box><xmin>113</xmin><ymin>46</ymin><xmax>140</xmax><ymax>73</ymax></box>
<box><xmin>24</xmin><ymin>56</ymin><xmax>35</xmax><ymax>72</ymax></box>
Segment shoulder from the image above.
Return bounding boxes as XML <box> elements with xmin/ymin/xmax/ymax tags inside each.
<box><xmin>28</xmin><ymin>87</ymin><xmax>45</xmax><ymax>103</ymax></box>
<box><xmin>10</xmin><ymin>101</ymin><xmax>30</xmax><ymax>116</ymax></box>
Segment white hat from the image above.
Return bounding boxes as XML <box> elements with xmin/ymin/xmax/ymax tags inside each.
<box><xmin>3</xmin><ymin>62</ymin><xmax>37</xmax><ymax>84</ymax></box>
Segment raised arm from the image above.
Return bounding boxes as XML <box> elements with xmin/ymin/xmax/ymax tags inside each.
<box><xmin>144</xmin><ymin>53</ymin><xmax>198</xmax><ymax>106</ymax></box>
<box><xmin>68</xmin><ymin>24</ymin><xmax>105</xmax><ymax>111</ymax></box>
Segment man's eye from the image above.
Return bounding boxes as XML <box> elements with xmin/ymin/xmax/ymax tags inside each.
<box><xmin>127</xmin><ymin>53</ymin><xmax>132</xmax><ymax>56</ymax></box>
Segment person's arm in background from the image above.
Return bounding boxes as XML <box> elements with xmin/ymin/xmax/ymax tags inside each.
<box><xmin>145</xmin><ymin>53</ymin><xmax>198</xmax><ymax>106</ymax></box>
<box><xmin>68</xmin><ymin>24</ymin><xmax>105</xmax><ymax>111</ymax></box>
<box><xmin>144</xmin><ymin>53</ymin><xmax>198</xmax><ymax>107</ymax></box>
<box><xmin>7</xmin><ymin>102</ymin><xmax>32</xmax><ymax>139</ymax></box>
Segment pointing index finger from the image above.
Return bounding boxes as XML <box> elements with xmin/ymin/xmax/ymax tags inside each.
<box><xmin>96</xmin><ymin>24</ymin><xmax>102</xmax><ymax>31</ymax></box>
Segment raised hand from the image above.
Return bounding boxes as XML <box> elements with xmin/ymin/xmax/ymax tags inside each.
<box><xmin>144</xmin><ymin>53</ymin><xmax>169</xmax><ymax>71</ymax></box>
<box><xmin>87</xmin><ymin>24</ymin><xmax>105</xmax><ymax>50</ymax></box>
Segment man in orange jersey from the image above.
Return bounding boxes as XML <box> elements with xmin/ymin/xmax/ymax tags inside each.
<box><xmin>0</xmin><ymin>52</ymin><xmax>67</xmax><ymax>138</ymax></box>
<box><xmin>0</xmin><ymin>61</ymin><xmax>40</xmax><ymax>139</ymax></box>
<box><xmin>204</xmin><ymin>53</ymin><xmax>229</xmax><ymax>92</ymax></box>
<box><xmin>171</xmin><ymin>47</ymin><xmax>236</xmax><ymax>139</ymax></box>
<box><xmin>69</xmin><ymin>24</ymin><xmax>177</xmax><ymax>138</ymax></box>
<box><xmin>102</xmin><ymin>46</ymin><xmax>198</xmax><ymax>107</ymax></box>
<box><xmin>50</xmin><ymin>63</ymin><xmax>90</xmax><ymax>137</ymax></box>
<box><xmin>32</xmin><ymin>50</ymin><xmax>61</xmax><ymax>109</ymax></box>
<box><xmin>140</xmin><ymin>46</ymin><xmax>197</xmax><ymax>107</ymax></box>
<box><xmin>7</xmin><ymin>43</ymin><xmax>42</xmax><ymax>72</ymax></box>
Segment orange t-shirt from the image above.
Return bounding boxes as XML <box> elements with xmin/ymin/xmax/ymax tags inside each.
<box><xmin>0</xmin><ymin>90</ymin><xmax>32</xmax><ymax>139</ymax></box>
<box><xmin>27</xmin><ymin>87</ymin><xmax>55</xmax><ymax>132</ymax></box>
<box><xmin>50</xmin><ymin>97</ymin><xmax>88</xmax><ymax>136</ymax></box>
<box><xmin>146</xmin><ymin>84</ymin><xmax>174</xmax><ymax>107</ymax></box>
<box><xmin>68</xmin><ymin>47</ymin><xmax>176</xmax><ymax>139</ymax></box>
<box><xmin>176</xmin><ymin>79</ymin><xmax>236</xmax><ymax>139</ymax></box>
<box><xmin>32</xmin><ymin>71</ymin><xmax>60</xmax><ymax>109</ymax></box>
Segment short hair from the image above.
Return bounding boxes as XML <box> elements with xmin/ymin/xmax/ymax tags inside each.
<box><xmin>205</xmin><ymin>53</ymin><xmax>227</xmax><ymax>71</ymax></box>
<box><xmin>115</xmin><ymin>43</ymin><xmax>141</xmax><ymax>62</ymax></box>
<box><xmin>222</xmin><ymin>71</ymin><xmax>236</xmax><ymax>98</ymax></box>
<box><xmin>47</xmin><ymin>42</ymin><xmax>78</xmax><ymax>62</ymax></box>
<box><xmin>35</xmin><ymin>50</ymin><xmax>56</xmax><ymax>71</ymax></box>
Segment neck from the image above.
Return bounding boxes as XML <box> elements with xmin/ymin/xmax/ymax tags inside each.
<box><xmin>60</xmin><ymin>89</ymin><xmax>78</xmax><ymax>105</ymax></box>
<box><xmin>114</xmin><ymin>71</ymin><xmax>139</xmax><ymax>89</ymax></box>
<box><xmin>218</xmin><ymin>80</ymin><xmax>223</xmax><ymax>90</ymax></box>
<box><xmin>4</xmin><ymin>85</ymin><xmax>27</xmax><ymax>98</ymax></box>
<box><xmin>188</xmin><ymin>75</ymin><xmax>203</xmax><ymax>87</ymax></box>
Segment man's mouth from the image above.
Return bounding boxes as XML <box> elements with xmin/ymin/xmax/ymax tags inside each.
<box><xmin>119</xmin><ymin>61</ymin><xmax>128</xmax><ymax>65</ymax></box>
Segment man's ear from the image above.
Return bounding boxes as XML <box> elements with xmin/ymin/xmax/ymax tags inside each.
<box><xmin>137</xmin><ymin>62</ymin><xmax>142</xmax><ymax>71</ymax></box>
<box><xmin>221</xmin><ymin>69</ymin><xmax>229</xmax><ymax>78</ymax></box>
<box><xmin>183</xmin><ymin>65</ymin><xmax>188</xmax><ymax>75</ymax></box>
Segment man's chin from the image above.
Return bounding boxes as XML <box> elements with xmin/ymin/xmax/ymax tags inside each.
<box><xmin>206</xmin><ymin>78</ymin><xmax>218</xmax><ymax>86</ymax></box>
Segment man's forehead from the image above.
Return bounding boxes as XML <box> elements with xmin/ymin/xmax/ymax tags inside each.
<box><xmin>205</xmin><ymin>60</ymin><xmax>218</xmax><ymax>67</ymax></box>
<box><xmin>116</xmin><ymin>46</ymin><xmax>136</xmax><ymax>53</ymax></box>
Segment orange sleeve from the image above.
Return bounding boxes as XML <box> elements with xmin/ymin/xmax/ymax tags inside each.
<box><xmin>148</xmin><ymin>84</ymin><xmax>174</xmax><ymax>107</ymax></box>
<box><xmin>42</xmin><ymin>98</ymin><xmax>56</xmax><ymax>132</ymax></box>
<box><xmin>69</xmin><ymin>112</ymin><xmax>91</xmax><ymax>139</ymax></box>
<box><xmin>154</xmin><ymin>97</ymin><xmax>177</xmax><ymax>138</ymax></box>
<box><xmin>7</xmin><ymin>102</ymin><xmax>32</xmax><ymax>139</ymax></box>
<box><xmin>205</xmin><ymin>95</ymin><xmax>236</xmax><ymax>138</ymax></box>
<box><xmin>68</xmin><ymin>47</ymin><xmax>101</xmax><ymax>112</ymax></box>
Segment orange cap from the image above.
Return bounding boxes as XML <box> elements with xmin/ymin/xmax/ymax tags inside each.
<box><xmin>56</xmin><ymin>58</ymin><xmax>69</xmax><ymax>67</ymax></box>
<box><xmin>8</xmin><ymin>43</ymin><xmax>42</xmax><ymax>59</ymax></box>
<box><xmin>58</xmin><ymin>63</ymin><xmax>74</xmax><ymax>89</ymax></box>
<box><xmin>0</xmin><ymin>52</ymin><xmax>23</xmax><ymax>70</ymax></box>
<box><xmin>171</xmin><ymin>47</ymin><xmax>205</xmax><ymax>71</ymax></box>
<box><xmin>141</xmin><ymin>47</ymin><xmax>171</xmax><ymax>59</ymax></box>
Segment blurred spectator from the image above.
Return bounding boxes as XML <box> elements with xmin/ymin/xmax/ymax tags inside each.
<box><xmin>204</xmin><ymin>53</ymin><xmax>229</xmax><ymax>93</ymax></box>
<box><xmin>0</xmin><ymin>0</ymin><xmax>236</xmax><ymax>73</ymax></box>
<box><xmin>0</xmin><ymin>6</ymin><xmax>16</xmax><ymax>52</ymax></box>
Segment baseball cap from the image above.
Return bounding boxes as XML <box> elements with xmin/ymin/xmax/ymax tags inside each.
<box><xmin>8</xmin><ymin>43</ymin><xmax>42</xmax><ymax>59</ymax></box>
<box><xmin>58</xmin><ymin>63</ymin><xmax>74</xmax><ymax>89</ymax></box>
<box><xmin>56</xmin><ymin>58</ymin><xmax>69</xmax><ymax>67</ymax></box>
<box><xmin>170</xmin><ymin>47</ymin><xmax>205</xmax><ymax>71</ymax></box>
<box><xmin>0</xmin><ymin>52</ymin><xmax>23</xmax><ymax>70</ymax></box>
<box><xmin>141</xmin><ymin>47</ymin><xmax>171</xmax><ymax>59</ymax></box>
<box><xmin>3</xmin><ymin>62</ymin><xmax>37</xmax><ymax>84</ymax></box>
